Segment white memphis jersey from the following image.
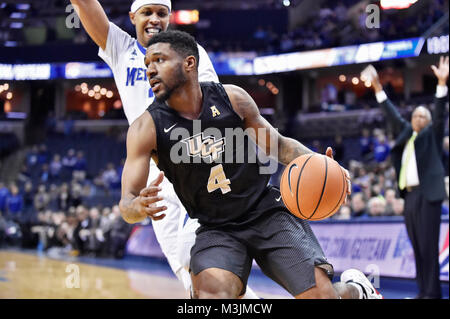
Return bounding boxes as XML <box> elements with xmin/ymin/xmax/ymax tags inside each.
<box><xmin>98</xmin><ymin>22</ymin><xmax>219</xmax><ymax>125</ymax></box>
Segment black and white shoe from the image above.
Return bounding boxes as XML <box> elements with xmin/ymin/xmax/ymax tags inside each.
<box><xmin>341</xmin><ymin>269</ymin><xmax>383</xmax><ymax>299</ymax></box>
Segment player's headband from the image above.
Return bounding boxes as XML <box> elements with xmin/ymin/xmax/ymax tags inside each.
<box><xmin>130</xmin><ymin>0</ymin><xmax>171</xmax><ymax>13</ymax></box>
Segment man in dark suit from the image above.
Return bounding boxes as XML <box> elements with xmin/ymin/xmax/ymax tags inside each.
<box><xmin>363</xmin><ymin>56</ymin><xmax>448</xmax><ymax>299</ymax></box>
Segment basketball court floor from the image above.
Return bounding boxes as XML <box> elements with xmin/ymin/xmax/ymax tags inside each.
<box><xmin>0</xmin><ymin>249</ymin><xmax>448</xmax><ymax>299</ymax></box>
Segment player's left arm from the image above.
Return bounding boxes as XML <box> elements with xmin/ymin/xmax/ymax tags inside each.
<box><xmin>224</xmin><ymin>84</ymin><xmax>318</xmax><ymax>165</ymax></box>
<box><xmin>225</xmin><ymin>84</ymin><xmax>351</xmax><ymax>195</ymax></box>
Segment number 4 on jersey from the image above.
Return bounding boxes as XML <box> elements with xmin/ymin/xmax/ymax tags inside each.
<box><xmin>207</xmin><ymin>164</ymin><xmax>231</xmax><ymax>194</ymax></box>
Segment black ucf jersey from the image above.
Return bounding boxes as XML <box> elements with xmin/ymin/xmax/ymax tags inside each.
<box><xmin>148</xmin><ymin>82</ymin><xmax>273</xmax><ymax>226</ymax></box>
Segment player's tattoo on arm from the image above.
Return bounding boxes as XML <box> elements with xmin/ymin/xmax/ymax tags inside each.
<box><xmin>228</xmin><ymin>84</ymin><xmax>314</xmax><ymax>166</ymax></box>
<box><xmin>229</xmin><ymin>86</ymin><xmax>256</xmax><ymax>121</ymax></box>
<box><xmin>278</xmin><ymin>136</ymin><xmax>314</xmax><ymax>166</ymax></box>
<box><xmin>119</xmin><ymin>193</ymin><xmax>144</xmax><ymax>224</ymax></box>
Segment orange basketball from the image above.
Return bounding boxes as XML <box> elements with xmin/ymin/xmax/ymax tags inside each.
<box><xmin>280</xmin><ymin>154</ymin><xmax>347</xmax><ymax>221</ymax></box>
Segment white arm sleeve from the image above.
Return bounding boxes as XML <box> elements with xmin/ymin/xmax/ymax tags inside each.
<box><xmin>98</xmin><ymin>22</ymin><xmax>134</xmax><ymax>68</ymax></box>
<box><xmin>375</xmin><ymin>90</ymin><xmax>388</xmax><ymax>103</ymax></box>
<box><xmin>436</xmin><ymin>85</ymin><xmax>448</xmax><ymax>98</ymax></box>
<box><xmin>197</xmin><ymin>44</ymin><xmax>219</xmax><ymax>83</ymax></box>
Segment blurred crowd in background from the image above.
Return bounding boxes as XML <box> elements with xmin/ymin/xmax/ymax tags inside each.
<box><xmin>0</xmin><ymin>0</ymin><xmax>448</xmax><ymax>257</ymax></box>
<box><xmin>1</xmin><ymin>0</ymin><xmax>447</xmax><ymax>54</ymax></box>
<box><xmin>270</xmin><ymin>0</ymin><xmax>447</xmax><ymax>54</ymax></box>
<box><xmin>0</xmin><ymin>143</ymin><xmax>132</xmax><ymax>257</ymax></box>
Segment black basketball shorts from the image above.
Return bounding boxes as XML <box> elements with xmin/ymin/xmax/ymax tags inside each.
<box><xmin>189</xmin><ymin>187</ymin><xmax>334</xmax><ymax>296</ymax></box>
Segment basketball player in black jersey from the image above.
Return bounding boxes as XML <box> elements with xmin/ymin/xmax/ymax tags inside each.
<box><xmin>119</xmin><ymin>31</ymin><xmax>383</xmax><ymax>299</ymax></box>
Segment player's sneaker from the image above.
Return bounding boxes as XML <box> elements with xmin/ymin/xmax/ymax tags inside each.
<box><xmin>340</xmin><ymin>269</ymin><xmax>383</xmax><ymax>299</ymax></box>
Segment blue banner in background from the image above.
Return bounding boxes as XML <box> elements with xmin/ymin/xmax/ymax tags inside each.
<box><xmin>125</xmin><ymin>218</ymin><xmax>449</xmax><ymax>282</ymax></box>
<box><xmin>0</xmin><ymin>35</ymin><xmax>447</xmax><ymax>79</ymax></box>
<box><xmin>381</xmin><ymin>37</ymin><xmax>423</xmax><ymax>60</ymax></box>
<box><xmin>208</xmin><ymin>52</ymin><xmax>256</xmax><ymax>76</ymax></box>
<box><xmin>64</xmin><ymin>62</ymin><xmax>113</xmax><ymax>79</ymax></box>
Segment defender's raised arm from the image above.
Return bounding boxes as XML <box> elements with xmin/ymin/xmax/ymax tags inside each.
<box><xmin>70</xmin><ymin>0</ymin><xmax>110</xmax><ymax>50</ymax></box>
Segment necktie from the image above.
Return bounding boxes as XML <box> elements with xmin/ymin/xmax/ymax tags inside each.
<box><xmin>398</xmin><ymin>132</ymin><xmax>417</xmax><ymax>190</ymax></box>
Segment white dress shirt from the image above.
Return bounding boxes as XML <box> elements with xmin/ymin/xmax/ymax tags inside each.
<box><xmin>376</xmin><ymin>85</ymin><xmax>448</xmax><ymax>188</ymax></box>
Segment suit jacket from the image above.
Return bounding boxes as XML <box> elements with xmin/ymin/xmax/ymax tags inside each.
<box><xmin>379</xmin><ymin>95</ymin><xmax>447</xmax><ymax>202</ymax></box>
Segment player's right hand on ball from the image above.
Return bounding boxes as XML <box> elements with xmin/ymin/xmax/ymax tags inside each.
<box><xmin>134</xmin><ymin>172</ymin><xmax>167</xmax><ymax>221</ymax></box>
<box><xmin>326</xmin><ymin>147</ymin><xmax>351</xmax><ymax>203</ymax></box>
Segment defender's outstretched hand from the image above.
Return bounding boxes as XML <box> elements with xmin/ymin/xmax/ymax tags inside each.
<box><xmin>431</xmin><ymin>56</ymin><xmax>449</xmax><ymax>86</ymax></box>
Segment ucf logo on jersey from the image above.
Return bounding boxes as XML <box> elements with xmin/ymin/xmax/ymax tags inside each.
<box><xmin>182</xmin><ymin>133</ymin><xmax>225</xmax><ymax>162</ymax></box>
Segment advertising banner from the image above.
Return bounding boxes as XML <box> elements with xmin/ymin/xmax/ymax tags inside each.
<box><xmin>126</xmin><ymin>219</ymin><xmax>449</xmax><ymax>282</ymax></box>
<box><xmin>125</xmin><ymin>224</ymin><xmax>165</xmax><ymax>259</ymax></box>
<box><xmin>310</xmin><ymin>220</ymin><xmax>449</xmax><ymax>281</ymax></box>
<box><xmin>2</xmin><ymin>35</ymin><xmax>447</xmax><ymax>79</ymax></box>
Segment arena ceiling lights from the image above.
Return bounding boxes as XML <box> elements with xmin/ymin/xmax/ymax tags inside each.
<box><xmin>170</xmin><ymin>10</ymin><xmax>199</xmax><ymax>25</ymax></box>
<box><xmin>380</xmin><ymin>0</ymin><xmax>419</xmax><ymax>10</ymax></box>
